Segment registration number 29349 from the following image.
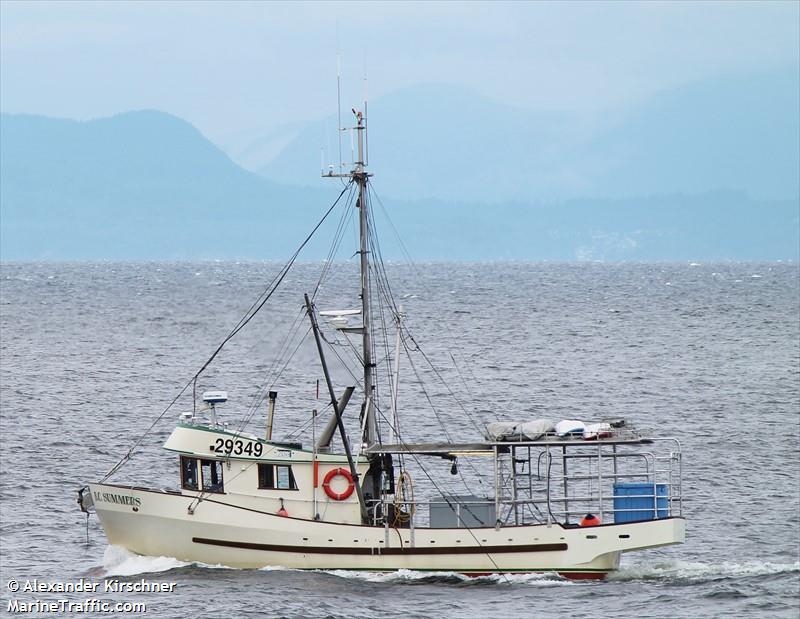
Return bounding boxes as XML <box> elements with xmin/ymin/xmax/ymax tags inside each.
<box><xmin>211</xmin><ymin>437</ymin><xmax>264</xmax><ymax>458</ymax></box>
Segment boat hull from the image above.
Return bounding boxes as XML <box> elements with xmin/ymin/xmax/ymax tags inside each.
<box><xmin>89</xmin><ymin>483</ymin><xmax>685</xmax><ymax>577</ymax></box>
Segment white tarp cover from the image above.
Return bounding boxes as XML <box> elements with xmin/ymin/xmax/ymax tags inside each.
<box><xmin>485</xmin><ymin>421</ymin><xmax>522</xmax><ymax>441</ymax></box>
<box><xmin>486</xmin><ymin>419</ymin><xmax>555</xmax><ymax>441</ymax></box>
<box><xmin>520</xmin><ymin>419</ymin><xmax>556</xmax><ymax>440</ymax></box>
<box><xmin>487</xmin><ymin>419</ymin><xmax>615</xmax><ymax>441</ymax></box>
<box><xmin>583</xmin><ymin>422</ymin><xmax>613</xmax><ymax>439</ymax></box>
<box><xmin>555</xmin><ymin>419</ymin><xmax>585</xmax><ymax>436</ymax></box>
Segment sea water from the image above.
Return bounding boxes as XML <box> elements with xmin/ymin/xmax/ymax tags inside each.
<box><xmin>0</xmin><ymin>261</ymin><xmax>798</xmax><ymax>618</ymax></box>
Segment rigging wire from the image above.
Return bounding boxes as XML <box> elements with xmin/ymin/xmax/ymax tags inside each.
<box><xmin>397</xmin><ymin>333</ymin><xmax>482</xmax><ymax>492</ymax></box>
<box><xmin>311</xmin><ymin>313</ymin><xmax>480</xmax><ymax>502</ymax></box>
<box><xmin>359</xmin><ymin>188</ymin><xmax>489</xmax><ymax>485</ymax></box>
<box><xmin>367</xmin><ymin>185</ymin><xmax>497</xmax><ymax>427</ymax></box>
<box><xmin>100</xmin><ymin>376</ymin><xmax>194</xmax><ymax>482</ymax></box>
<box><xmin>99</xmin><ymin>181</ymin><xmax>354</xmax><ymax>481</ymax></box>
<box><xmin>402</xmin><ymin>333</ymin><xmax>485</xmax><ymax>437</ymax></box>
<box><xmin>368</xmin><ymin>403</ymin><xmax>510</xmax><ymax>582</ymax></box>
<box><xmin>235</xmin><ymin>183</ymin><xmax>358</xmax><ymax>436</ymax></box>
<box><xmin>282</xmin><ymin>400</ymin><xmax>333</xmax><ymax>440</ymax></box>
<box><xmin>193</xmin><ymin>181</ymin><xmax>354</xmax><ymax>381</ymax></box>
<box><xmin>312</xmin><ymin>183</ymin><xmax>358</xmax><ymax>302</ymax></box>
<box><xmin>236</xmin><ymin>323</ymin><xmax>314</xmax><ymax>436</ymax></box>
<box><xmin>266</xmin><ymin>203</ymin><xmax>364</xmax><ymax>444</ymax></box>
<box><xmin>365</xmin><ymin>188</ymin><xmax>490</xmax><ymax>435</ymax></box>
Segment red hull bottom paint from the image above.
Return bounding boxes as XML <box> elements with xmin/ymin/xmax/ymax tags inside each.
<box><xmin>460</xmin><ymin>572</ymin><xmax>608</xmax><ymax>580</ymax></box>
<box><xmin>559</xmin><ymin>572</ymin><xmax>608</xmax><ymax>581</ymax></box>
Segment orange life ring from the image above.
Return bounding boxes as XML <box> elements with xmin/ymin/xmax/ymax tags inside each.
<box><xmin>322</xmin><ymin>467</ymin><xmax>355</xmax><ymax>501</ymax></box>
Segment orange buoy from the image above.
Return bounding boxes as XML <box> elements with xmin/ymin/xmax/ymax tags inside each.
<box><xmin>277</xmin><ymin>498</ymin><xmax>289</xmax><ymax>517</ymax></box>
<box><xmin>580</xmin><ymin>513</ymin><xmax>601</xmax><ymax>527</ymax></box>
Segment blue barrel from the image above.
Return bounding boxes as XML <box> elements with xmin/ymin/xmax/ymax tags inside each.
<box><xmin>613</xmin><ymin>482</ymin><xmax>669</xmax><ymax>523</ymax></box>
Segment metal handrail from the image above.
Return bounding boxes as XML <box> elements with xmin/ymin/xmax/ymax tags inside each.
<box><xmin>496</xmin><ymin>438</ymin><xmax>682</xmax><ymax>526</ymax></box>
<box><xmin>375</xmin><ymin>435</ymin><xmax>682</xmax><ymax>529</ymax></box>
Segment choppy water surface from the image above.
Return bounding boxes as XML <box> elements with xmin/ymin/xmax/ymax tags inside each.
<box><xmin>1</xmin><ymin>261</ymin><xmax>798</xmax><ymax>618</ymax></box>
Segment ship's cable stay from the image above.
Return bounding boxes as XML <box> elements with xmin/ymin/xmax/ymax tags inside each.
<box><xmin>373</xmin><ymin>267</ymin><xmax>396</xmax><ymax>433</ymax></box>
<box><xmin>448</xmin><ymin>350</ymin><xmax>482</xmax><ymax>416</ymax></box>
<box><xmin>237</xmin><ymin>323</ymin><xmax>314</xmax><ymax>435</ymax></box>
<box><xmin>234</xmin><ymin>184</ymin><xmax>358</xmax><ymax>435</ymax></box>
<box><xmin>368</xmin><ymin>183</ymin><xmax>496</xmax><ymax>419</ymax></box>
<box><xmin>270</xmin><ymin>182</ymin><xmax>490</xmax><ymax>489</ymax></box>
<box><xmin>397</xmin><ymin>330</ymin><xmax>487</xmax><ymax>489</ymax></box>
<box><xmin>100</xmin><ymin>376</ymin><xmax>196</xmax><ymax>482</ymax></box>
<box><xmin>311</xmin><ymin>183</ymin><xmax>359</xmax><ymax>302</ymax></box>
<box><xmin>231</xmin><ymin>304</ymin><xmax>307</xmax><ymax>434</ymax></box>
<box><xmin>99</xmin><ymin>182</ymin><xmax>354</xmax><ymax>482</ymax></box>
<box><xmin>250</xmin><ymin>296</ymin><xmax>481</xmax><ymax>497</ymax></box>
<box><xmin>276</xmin><ymin>309</ymin><xmax>481</xmax><ymax>494</ymax></box>
<box><xmin>401</xmin><ymin>348</ymin><xmax>456</xmax><ymax>444</ymax></box>
<box><xmin>281</xmin><ymin>400</ymin><xmax>335</xmax><ymax>441</ymax></box>
<box><xmin>364</xmin><ymin>188</ymin><xmax>493</xmax><ymax>434</ymax></box>
<box><xmin>366</xmin><ymin>185</ymin><xmax>416</xmax><ymax>274</ymax></box>
<box><xmin>257</xmin><ymin>307</ymin><xmax>307</xmax><ymax>397</ymax></box>
<box><xmin>363</xmin><ymin>191</ymin><xmax>490</xmax><ymax>486</ymax></box>
<box><xmin>368</xmin><ymin>403</ymin><xmax>509</xmax><ymax>582</ymax></box>
<box><xmin>244</xmin><ymin>187</ymin><xmax>364</xmax><ymax>444</ymax></box>
<box><xmin>400</xmin><ymin>354</ymin><xmax>477</xmax><ymax>493</ymax></box>
<box><xmin>401</xmin><ymin>332</ymin><xmax>485</xmax><ymax>436</ymax></box>
<box><xmin>194</xmin><ymin>181</ymin><xmax>355</xmax><ymax>382</ymax></box>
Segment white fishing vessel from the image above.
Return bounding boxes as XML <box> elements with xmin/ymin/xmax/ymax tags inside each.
<box><xmin>79</xmin><ymin>108</ymin><xmax>685</xmax><ymax>579</ymax></box>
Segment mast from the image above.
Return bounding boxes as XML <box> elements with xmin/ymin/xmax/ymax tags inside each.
<box><xmin>324</xmin><ymin>108</ymin><xmax>376</xmax><ymax>446</ymax></box>
<box><xmin>354</xmin><ymin>111</ymin><xmax>377</xmax><ymax>446</ymax></box>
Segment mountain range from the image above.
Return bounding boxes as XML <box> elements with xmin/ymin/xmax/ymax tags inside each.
<box><xmin>254</xmin><ymin>68</ymin><xmax>799</xmax><ymax>204</ymax></box>
<box><xmin>1</xmin><ymin>68</ymin><xmax>798</xmax><ymax>261</ymax></box>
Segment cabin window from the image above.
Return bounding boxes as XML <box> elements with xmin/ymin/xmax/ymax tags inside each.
<box><xmin>181</xmin><ymin>456</ymin><xmax>198</xmax><ymax>491</ymax></box>
<box><xmin>201</xmin><ymin>459</ymin><xmax>224</xmax><ymax>493</ymax></box>
<box><xmin>258</xmin><ymin>463</ymin><xmax>297</xmax><ymax>490</ymax></box>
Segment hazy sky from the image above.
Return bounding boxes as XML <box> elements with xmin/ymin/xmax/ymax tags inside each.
<box><xmin>1</xmin><ymin>1</ymin><xmax>798</xmax><ymax>149</ymax></box>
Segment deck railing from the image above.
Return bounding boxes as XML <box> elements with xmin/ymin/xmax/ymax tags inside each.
<box><xmin>370</xmin><ymin>437</ymin><xmax>682</xmax><ymax>531</ymax></box>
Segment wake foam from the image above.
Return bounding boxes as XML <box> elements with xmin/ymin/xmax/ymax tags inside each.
<box><xmin>320</xmin><ymin>568</ymin><xmax>571</xmax><ymax>586</ymax></box>
<box><xmin>609</xmin><ymin>559</ymin><xmax>800</xmax><ymax>583</ymax></box>
<box><xmin>98</xmin><ymin>546</ymin><xmax>797</xmax><ymax>587</ymax></box>
<box><xmin>101</xmin><ymin>545</ymin><xmax>232</xmax><ymax>576</ymax></box>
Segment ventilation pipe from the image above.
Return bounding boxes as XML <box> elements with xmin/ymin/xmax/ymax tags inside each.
<box><xmin>265</xmin><ymin>391</ymin><xmax>278</xmax><ymax>441</ymax></box>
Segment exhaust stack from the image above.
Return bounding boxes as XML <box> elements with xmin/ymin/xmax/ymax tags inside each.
<box><xmin>265</xmin><ymin>391</ymin><xmax>278</xmax><ymax>440</ymax></box>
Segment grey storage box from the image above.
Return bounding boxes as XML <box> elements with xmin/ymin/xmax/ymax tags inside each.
<box><xmin>429</xmin><ymin>495</ymin><xmax>496</xmax><ymax>528</ymax></box>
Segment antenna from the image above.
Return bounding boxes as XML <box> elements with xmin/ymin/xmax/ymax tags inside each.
<box><xmin>363</xmin><ymin>57</ymin><xmax>369</xmax><ymax>167</ymax></box>
<box><xmin>337</xmin><ymin>55</ymin><xmax>343</xmax><ymax>174</ymax></box>
<box><xmin>321</xmin><ymin>60</ymin><xmax>371</xmax><ymax>181</ymax></box>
